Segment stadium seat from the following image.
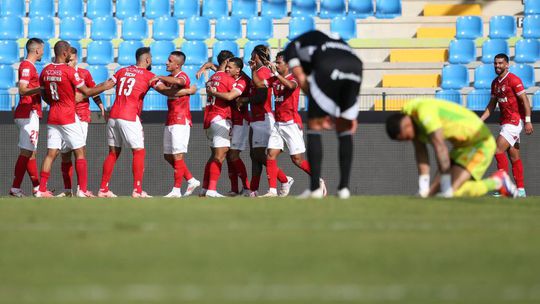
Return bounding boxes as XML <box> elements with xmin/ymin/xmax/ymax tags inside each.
<box><xmin>348</xmin><ymin>0</ymin><xmax>374</xmax><ymax>18</ymax></box>
<box><xmin>173</xmin><ymin>0</ymin><xmax>200</xmax><ymax>18</ymax></box>
<box><xmin>145</xmin><ymin>0</ymin><xmax>170</xmax><ymax>19</ymax></box>
<box><xmin>28</xmin><ymin>17</ymin><xmax>55</xmax><ymax>40</ymax></box>
<box><xmin>181</xmin><ymin>41</ymin><xmax>208</xmax><ymax>65</ymax></box>
<box><xmin>375</xmin><ymin>0</ymin><xmax>402</xmax><ymax>18</ymax></box>
<box><xmin>28</xmin><ymin>0</ymin><xmax>54</xmax><ymax>17</ymax></box>
<box><xmin>60</xmin><ymin>16</ymin><xmax>85</xmax><ymax>40</ymax></box>
<box><xmin>183</xmin><ymin>65</ymin><xmax>205</xmax><ymax>89</ymax></box>
<box><xmin>189</xmin><ymin>93</ymin><xmax>202</xmax><ymax>111</ymax></box>
<box><xmin>435</xmin><ymin>89</ymin><xmax>462</xmax><ymax>104</ymax></box>
<box><xmin>0</xmin><ymin>16</ymin><xmax>23</xmax><ymax>40</ymax></box>
<box><xmin>86</xmin><ymin>41</ymin><xmax>114</xmax><ymax>65</ymax></box>
<box><xmin>481</xmin><ymin>39</ymin><xmax>509</xmax><ymax>64</ymax></box>
<box><xmin>0</xmin><ymin>64</ymin><xmax>14</xmax><ymax>89</ymax></box>
<box><xmin>90</xmin><ymin>17</ymin><xmax>117</xmax><ymax>40</ymax></box>
<box><xmin>0</xmin><ymin>89</ymin><xmax>11</xmax><ymax>110</ymax></box>
<box><xmin>144</xmin><ymin>89</ymin><xmax>168</xmax><ymax>110</ymax></box>
<box><xmin>466</xmin><ymin>89</ymin><xmax>491</xmax><ymax>110</ymax></box>
<box><xmin>288</xmin><ymin>16</ymin><xmax>315</xmax><ymax>40</ymax></box>
<box><xmin>417</xmin><ymin>27</ymin><xmax>455</xmax><ymax>39</ymax></box>
<box><xmin>58</xmin><ymin>0</ymin><xmax>83</xmax><ymax>19</ymax></box>
<box><xmin>247</xmin><ymin>16</ymin><xmax>273</xmax><ymax>41</ymax></box>
<box><xmin>184</xmin><ymin>16</ymin><xmax>210</xmax><ymax>41</ymax></box>
<box><xmin>202</xmin><ymin>0</ymin><xmax>228</xmax><ymax>18</ymax></box>
<box><xmin>24</xmin><ymin>41</ymin><xmax>51</xmax><ymax>62</ymax></box>
<box><xmin>525</xmin><ymin>0</ymin><xmax>540</xmax><ymax>15</ymax></box>
<box><xmin>489</xmin><ymin>15</ymin><xmax>516</xmax><ymax>39</ymax></box>
<box><xmin>509</xmin><ymin>64</ymin><xmax>535</xmax><ymax>88</ymax></box>
<box><xmin>232</xmin><ymin>0</ymin><xmax>258</xmax><ymax>18</ymax></box>
<box><xmin>243</xmin><ymin>40</ymin><xmax>268</xmax><ymax>63</ymax></box>
<box><xmin>455</xmin><ymin>16</ymin><xmax>483</xmax><ymax>40</ymax></box>
<box><xmin>121</xmin><ymin>17</ymin><xmax>148</xmax><ymax>41</ymax></box>
<box><xmin>117</xmin><ymin>40</ymin><xmax>144</xmax><ymax>66</ymax></box>
<box><xmin>424</xmin><ymin>3</ymin><xmax>481</xmax><ymax>16</ymax></box>
<box><xmin>473</xmin><ymin>64</ymin><xmax>497</xmax><ymax>89</ymax></box>
<box><xmin>441</xmin><ymin>64</ymin><xmax>469</xmax><ymax>90</ymax></box>
<box><xmin>66</xmin><ymin>40</ymin><xmax>81</xmax><ymax>56</ymax></box>
<box><xmin>116</xmin><ymin>0</ymin><xmax>142</xmax><ymax>20</ymax></box>
<box><xmin>151</xmin><ymin>40</ymin><xmax>176</xmax><ymax>65</ymax></box>
<box><xmin>34</xmin><ymin>62</ymin><xmax>46</xmax><ymax>74</ymax></box>
<box><xmin>212</xmin><ymin>41</ymin><xmax>239</xmax><ymax>65</ymax></box>
<box><xmin>215</xmin><ymin>16</ymin><xmax>242</xmax><ymax>41</ymax></box>
<box><xmin>86</xmin><ymin>65</ymin><xmax>110</xmax><ymax>83</ymax></box>
<box><xmin>241</xmin><ymin>65</ymin><xmax>251</xmax><ymax>78</ymax></box>
<box><xmin>0</xmin><ymin>40</ymin><xmax>18</xmax><ymax>64</ymax></box>
<box><xmin>261</xmin><ymin>0</ymin><xmax>287</xmax><ymax>19</ymax></box>
<box><xmin>448</xmin><ymin>39</ymin><xmax>476</xmax><ymax>64</ymax></box>
<box><xmin>390</xmin><ymin>49</ymin><xmax>447</xmax><ymax>63</ymax></box>
<box><xmin>522</xmin><ymin>15</ymin><xmax>540</xmax><ymax>39</ymax></box>
<box><xmin>153</xmin><ymin>16</ymin><xmax>179</xmax><ymax>41</ymax></box>
<box><xmin>291</xmin><ymin>0</ymin><xmax>317</xmax><ymax>17</ymax></box>
<box><xmin>0</xmin><ymin>0</ymin><xmax>25</xmax><ymax>17</ymax></box>
<box><xmin>533</xmin><ymin>90</ymin><xmax>540</xmax><ymax>110</ymax></box>
<box><xmin>86</xmin><ymin>0</ymin><xmax>113</xmax><ymax>20</ymax></box>
<box><xmin>320</xmin><ymin>0</ymin><xmax>345</xmax><ymax>19</ymax></box>
<box><xmin>515</xmin><ymin>39</ymin><xmax>540</xmax><ymax>63</ymax></box>
<box><xmin>330</xmin><ymin>16</ymin><xmax>357</xmax><ymax>40</ymax></box>
<box><xmin>151</xmin><ymin>64</ymin><xmax>168</xmax><ymax>76</ymax></box>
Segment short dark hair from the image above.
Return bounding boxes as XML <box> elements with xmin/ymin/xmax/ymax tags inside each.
<box><xmin>217</xmin><ymin>50</ymin><xmax>234</xmax><ymax>65</ymax></box>
<box><xmin>385</xmin><ymin>113</ymin><xmax>407</xmax><ymax>140</ymax></box>
<box><xmin>26</xmin><ymin>37</ymin><xmax>44</xmax><ymax>53</ymax></box>
<box><xmin>136</xmin><ymin>47</ymin><xmax>151</xmax><ymax>62</ymax></box>
<box><xmin>170</xmin><ymin>50</ymin><xmax>185</xmax><ymax>63</ymax></box>
<box><xmin>228</xmin><ymin>57</ymin><xmax>243</xmax><ymax>70</ymax></box>
<box><xmin>69</xmin><ymin>46</ymin><xmax>77</xmax><ymax>55</ymax></box>
<box><xmin>53</xmin><ymin>40</ymin><xmax>70</xmax><ymax>57</ymax></box>
<box><xmin>494</xmin><ymin>53</ymin><xmax>509</xmax><ymax>63</ymax></box>
<box><xmin>276</xmin><ymin>51</ymin><xmax>285</xmax><ymax>60</ymax></box>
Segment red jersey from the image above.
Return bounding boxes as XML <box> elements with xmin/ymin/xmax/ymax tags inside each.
<box><xmin>165</xmin><ymin>70</ymin><xmax>191</xmax><ymax>126</ymax></box>
<box><xmin>15</xmin><ymin>60</ymin><xmax>42</xmax><ymax>119</ymax></box>
<box><xmin>39</xmin><ymin>63</ymin><xmax>85</xmax><ymax>125</ymax></box>
<box><xmin>74</xmin><ymin>67</ymin><xmax>97</xmax><ymax>123</ymax></box>
<box><xmin>231</xmin><ymin>73</ymin><xmax>251</xmax><ymax>126</ymax></box>
<box><xmin>270</xmin><ymin>73</ymin><xmax>302</xmax><ymax>127</ymax></box>
<box><xmin>491</xmin><ymin>72</ymin><xmax>527</xmax><ymax>126</ymax></box>
<box><xmin>249</xmin><ymin>66</ymin><xmax>273</xmax><ymax>122</ymax></box>
<box><xmin>204</xmin><ymin>71</ymin><xmax>235</xmax><ymax>129</ymax></box>
<box><xmin>109</xmin><ymin>66</ymin><xmax>157</xmax><ymax>122</ymax></box>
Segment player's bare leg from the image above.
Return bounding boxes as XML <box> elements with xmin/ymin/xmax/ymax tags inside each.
<box><xmin>508</xmin><ymin>144</ymin><xmax>525</xmax><ymax>197</ymax></box>
<box><xmin>98</xmin><ymin>146</ymin><xmax>121</xmax><ymax>198</ymax></box>
<box><xmin>73</xmin><ymin>147</ymin><xmax>93</xmax><ymax>198</ymax></box>
<box><xmin>36</xmin><ymin>148</ymin><xmax>60</xmax><ymax>197</ymax></box>
<box><xmin>131</xmin><ymin>147</ymin><xmax>151</xmax><ymax>198</ymax></box>
<box><xmin>57</xmin><ymin>151</ymin><xmax>73</xmax><ymax>197</ymax></box>
<box><xmin>10</xmin><ymin>148</ymin><xmax>39</xmax><ymax>197</ymax></box>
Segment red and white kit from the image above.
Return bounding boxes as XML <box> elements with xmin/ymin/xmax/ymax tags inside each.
<box><xmin>491</xmin><ymin>72</ymin><xmax>527</xmax><ymax>146</ymax></box>
<box><xmin>250</xmin><ymin>66</ymin><xmax>275</xmax><ymax>148</ymax></box>
<box><xmin>15</xmin><ymin>60</ymin><xmax>42</xmax><ymax>151</ymax></box>
<box><xmin>230</xmin><ymin>73</ymin><xmax>251</xmax><ymax>151</ymax></box>
<box><xmin>163</xmin><ymin>70</ymin><xmax>191</xmax><ymax>154</ymax></box>
<box><xmin>204</xmin><ymin>71</ymin><xmax>236</xmax><ymax>148</ymax></box>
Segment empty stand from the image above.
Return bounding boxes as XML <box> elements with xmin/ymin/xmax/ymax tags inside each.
<box><xmin>184</xmin><ymin>16</ymin><xmax>210</xmax><ymax>41</ymax></box>
<box><xmin>473</xmin><ymin>64</ymin><xmax>497</xmax><ymax>89</ymax></box>
<box><xmin>86</xmin><ymin>41</ymin><xmax>114</xmax><ymax>65</ymax></box>
<box><xmin>29</xmin><ymin>0</ymin><xmax>54</xmax><ymax>18</ymax></box>
<box><xmin>215</xmin><ymin>16</ymin><xmax>242</xmax><ymax>41</ymax></box>
<box><xmin>481</xmin><ymin>39</ymin><xmax>509</xmax><ymax>64</ymax></box>
<box><xmin>151</xmin><ymin>64</ymin><xmax>168</xmax><ymax>76</ymax></box>
<box><xmin>189</xmin><ymin>93</ymin><xmax>202</xmax><ymax>111</ymax></box>
<box><xmin>320</xmin><ymin>0</ymin><xmax>346</xmax><ymax>19</ymax></box>
<box><xmin>116</xmin><ymin>0</ymin><xmax>142</xmax><ymax>20</ymax></box>
<box><xmin>435</xmin><ymin>89</ymin><xmax>462</xmax><ymax>104</ymax></box>
<box><xmin>183</xmin><ymin>65</ymin><xmax>205</xmax><ymax>89</ymax></box>
<box><xmin>441</xmin><ymin>64</ymin><xmax>468</xmax><ymax>90</ymax></box>
<box><xmin>173</xmin><ymin>0</ymin><xmax>200</xmax><ymax>18</ymax></box>
<box><xmin>330</xmin><ymin>16</ymin><xmax>357</xmax><ymax>40</ymax></box>
<box><xmin>455</xmin><ymin>16</ymin><xmax>483</xmax><ymax>40</ymax></box>
<box><xmin>151</xmin><ymin>40</ymin><xmax>176</xmax><ymax>65</ymax></box>
<box><xmin>522</xmin><ymin>15</ymin><xmax>540</xmax><ymax>39</ymax></box>
<box><xmin>525</xmin><ymin>0</ymin><xmax>540</xmax><ymax>15</ymax></box>
<box><xmin>153</xmin><ymin>16</ymin><xmax>179</xmax><ymax>41</ymax></box>
<box><xmin>232</xmin><ymin>0</ymin><xmax>258</xmax><ymax>18</ymax></box>
<box><xmin>291</xmin><ymin>0</ymin><xmax>317</xmax><ymax>17</ymax></box>
<box><xmin>416</xmin><ymin>27</ymin><xmax>455</xmax><ymax>39</ymax></box>
<box><xmin>423</xmin><ymin>3</ymin><xmax>481</xmax><ymax>16</ymax></box>
<box><xmin>202</xmin><ymin>0</ymin><xmax>228</xmax><ymax>18</ymax></box>
<box><xmin>0</xmin><ymin>89</ymin><xmax>11</xmax><ymax>111</ymax></box>
<box><xmin>86</xmin><ymin>0</ymin><xmax>113</xmax><ymax>20</ymax></box>
<box><xmin>348</xmin><ymin>0</ymin><xmax>374</xmax><ymax>18</ymax></box>
<box><xmin>515</xmin><ymin>39</ymin><xmax>540</xmax><ymax>63</ymax></box>
<box><xmin>121</xmin><ymin>17</ymin><xmax>148</xmax><ymax>41</ymax></box>
<box><xmin>382</xmin><ymin>74</ymin><xmax>440</xmax><ymax>88</ymax></box>
<box><xmin>91</xmin><ymin>16</ymin><xmax>117</xmax><ymax>40</ymax></box>
<box><xmin>212</xmin><ymin>41</ymin><xmax>239</xmax><ymax>65</ymax></box>
<box><xmin>67</xmin><ymin>40</ymin><xmax>82</xmax><ymax>56</ymax></box>
<box><xmin>375</xmin><ymin>0</ymin><xmax>402</xmax><ymax>18</ymax></box>
<box><xmin>466</xmin><ymin>89</ymin><xmax>491</xmax><ymax>110</ymax></box>
<box><xmin>533</xmin><ymin>91</ymin><xmax>540</xmax><ymax>110</ymax></box>
<box><xmin>58</xmin><ymin>0</ymin><xmax>84</xmax><ymax>18</ymax></box>
<box><xmin>489</xmin><ymin>15</ymin><xmax>516</xmax><ymax>39</ymax></box>
<box><xmin>144</xmin><ymin>89</ymin><xmax>168</xmax><ymax>110</ymax></box>
<box><xmin>261</xmin><ymin>0</ymin><xmax>287</xmax><ymax>19</ymax></box>
<box><xmin>60</xmin><ymin>16</ymin><xmax>86</xmax><ymax>40</ymax></box>
<box><xmin>181</xmin><ymin>41</ymin><xmax>208</xmax><ymax>65</ymax></box>
<box><xmin>0</xmin><ymin>16</ymin><xmax>23</xmax><ymax>40</ymax></box>
<box><xmin>0</xmin><ymin>0</ymin><xmax>25</xmax><ymax>17</ymax></box>
<box><xmin>289</xmin><ymin>16</ymin><xmax>315</xmax><ymax>40</ymax></box>
<box><xmin>509</xmin><ymin>64</ymin><xmax>535</xmax><ymax>89</ymax></box>
<box><xmin>448</xmin><ymin>39</ymin><xmax>475</xmax><ymax>64</ymax></box>
<box><xmin>243</xmin><ymin>40</ymin><xmax>268</xmax><ymax>62</ymax></box>
<box><xmin>28</xmin><ymin>16</ymin><xmax>55</xmax><ymax>40</ymax></box>
<box><xmin>145</xmin><ymin>0</ymin><xmax>171</xmax><ymax>19</ymax></box>
<box><xmin>117</xmin><ymin>40</ymin><xmax>144</xmax><ymax>66</ymax></box>
<box><xmin>247</xmin><ymin>16</ymin><xmax>273</xmax><ymax>41</ymax></box>
<box><xmin>0</xmin><ymin>64</ymin><xmax>14</xmax><ymax>89</ymax></box>
<box><xmin>390</xmin><ymin>49</ymin><xmax>447</xmax><ymax>63</ymax></box>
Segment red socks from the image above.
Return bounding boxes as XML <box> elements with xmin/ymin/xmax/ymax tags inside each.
<box><xmin>233</xmin><ymin>159</ymin><xmax>250</xmax><ymax>190</ymax></box>
<box><xmin>27</xmin><ymin>158</ymin><xmax>39</xmax><ymax>187</ymax></box>
<box><xmin>266</xmin><ymin>159</ymin><xmax>278</xmax><ymax>189</ymax></box>
<box><xmin>173</xmin><ymin>159</ymin><xmax>185</xmax><ymax>188</ymax></box>
<box><xmin>277</xmin><ymin>168</ymin><xmax>288</xmax><ymax>183</ymax></box>
<box><xmin>39</xmin><ymin>171</ymin><xmax>50</xmax><ymax>192</ymax></box>
<box><xmin>512</xmin><ymin>159</ymin><xmax>524</xmax><ymax>188</ymax></box>
<box><xmin>495</xmin><ymin>152</ymin><xmax>509</xmax><ymax>172</ymax></box>
<box><xmin>299</xmin><ymin>160</ymin><xmax>311</xmax><ymax>175</ymax></box>
<box><xmin>208</xmin><ymin>160</ymin><xmax>222</xmax><ymax>191</ymax></box>
<box><xmin>12</xmin><ymin>155</ymin><xmax>29</xmax><ymax>188</ymax></box>
<box><xmin>100</xmin><ymin>151</ymin><xmax>119</xmax><ymax>192</ymax></box>
<box><xmin>75</xmin><ymin>159</ymin><xmax>88</xmax><ymax>192</ymax></box>
<box><xmin>183</xmin><ymin>163</ymin><xmax>193</xmax><ymax>181</ymax></box>
<box><xmin>227</xmin><ymin>158</ymin><xmax>239</xmax><ymax>193</ymax></box>
<box><xmin>132</xmin><ymin>149</ymin><xmax>145</xmax><ymax>193</ymax></box>
<box><xmin>251</xmin><ymin>175</ymin><xmax>261</xmax><ymax>191</ymax></box>
<box><xmin>61</xmin><ymin>161</ymin><xmax>73</xmax><ymax>190</ymax></box>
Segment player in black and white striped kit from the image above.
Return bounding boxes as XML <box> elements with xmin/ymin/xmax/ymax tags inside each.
<box><xmin>284</xmin><ymin>30</ymin><xmax>363</xmax><ymax>199</ymax></box>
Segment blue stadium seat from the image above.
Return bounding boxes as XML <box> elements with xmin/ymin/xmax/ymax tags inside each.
<box><xmin>117</xmin><ymin>40</ymin><xmax>144</xmax><ymax>66</ymax></box>
<box><xmin>375</xmin><ymin>0</ymin><xmax>402</xmax><ymax>19</ymax></box>
<box><xmin>184</xmin><ymin>16</ymin><xmax>210</xmax><ymax>41</ymax></box>
<box><xmin>247</xmin><ymin>16</ymin><xmax>273</xmax><ymax>41</ymax></box>
<box><xmin>473</xmin><ymin>64</ymin><xmax>497</xmax><ymax>89</ymax></box>
<box><xmin>330</xmin><ymin>16</ymin><xmax>357</xmax><ymax>40</ymax></box>
<box><xmin>86</xmin><ymin>65</ymin><xmax>110</xmax><ymax>83</ymax></box>
<box><xmin>24</xmin><ymin>41</ymin><xmax>51</xmax><ymax>62</ymax></box>
<box><xmin>151</xmin><ymin>64</ymin><xmax>167</xmax><ymax>76</ymax></box>
<box><xmin>522</xmin><ymin>15</ymin><xmax>540</xmax><ymax>39</ymax></box>
<box><xmin>509</xmin><ymin>64</ymin><xmax>535</xmax><ymax>89</ymax></box>
<box><xmin>145</xmin><ymin>0</ymin><xmax>170</xmax><ymax>19</ymax></box>
<box><xmin>481</xmin><ymin>39</ymin><xmax>509</xmax><ymax>64</ymax></box>
<box><xmin>66</xmin><ymin>40</ymin><xmax>81</xmax><ymax>56</ymax></box>
<box><xmin>455</xmin><ymin>16</ymin><xmax>483</xmax><ymax>39</ymax></box>
<box><xmin>243</xmin><ymin>40</ymin><xmax>268</xmax><ymax>63</ymax></box>
<box><xmin>0</xmin><ymin>16</ymin><xmax>23</xmax><ymax>40</ymax></box>
<box><xmin>320</xmin><ymin>0</ymin><xmax>345</xmax><ymax>19</ymax></box>
<box><xmin>533</xmin><ymin>90</ymin><xmax>540</xmax><ymax>110</ymax></box>
<box><xmin>0</xmin><ymin>89</ymin><xmax>11</xmax><ymax>110</ymax></box>
<box><xmin>189</xmin><ymin>93</ymin><xmax>202</xmax><ymax>111</ymax></box>
<box><xmin>173</xmin><ymin>0</ymin><xmax>200</xmax><ymax>18</ymax></box>
<box><xmin>91</xmin><ymin>17</ymin><xmax>117</xmax><ymax>40</ymax></box>
<box><xmin>261</xmin><ymin>0</ymin><xmax>287</xmax><ymax>19</ymax></box>
<box><xmin>58</xmin><ymin>0</ymin><xmax>83</xmax><ymax>18</ymax></box>
<box><xmin>448</xmin><ymin>39</ymin><xmax>475</xmax><ymax>64</ymax></box>
<box><xmin>0</xmin><ymin>40</ymin><xmax>19</xmax><ymax>64</ymax></box>
<box><xmin>34</xmin><ymin>62</ymin><xmax>46</xmax><ymax>74</ymax></box>
<box><xmin>151</xmin><ymin>40</ymin><xmax>176</xmax><ymax>65</ymax></box>
<box><xmin>215</xmin><ymin>16</ymin><xmax>242</xmax><ymax>41</ymax></box>
<box><xmin>0</xmin><ymin>64</ymin><xmax>14</xmax><ymax>89</ymax></box>
<box><xmin>116</xmin><ymin>0</ymin><xmax>142</xmax><ymax>20</ymax></box>
<box><xmin>60</xmin><ymin>16</ymin><xmax>85</xmax><ymax>40</ymax></box>
<box><xmin>0</xmin><ymin>0</ymin><xmax>25</xmax><ymax>17</ymax></box>
<box><xmin>86</xmin><ymin>0</ymin><xmax>112</xmax><ymax>20</ymax></box>
<box><xmin>28</xmin><ymin>16</ymin><xmax>55</xmax><ymax>40</ymax></box>
<box><xmin>348</xmin><ymin>0</ymin><xmax>374</xmax><ymax>18</ymax></box>
<box><xmin>289</xmin><ymin>16</ymin><xmax>315</xmax><ymax>40</ymax></box>
<box><xmin>86</xmin><ymin>41</ymin><xmax>114</xmax><ymax>65</ymax></box>
<box><xmin>183</xmin><ymin>65</ymin><xmax>205</xmax><ymax>89</ymax></box>
<box><xmin>441</xmin><ymin>64</ymin><xmax>469</xmax><ymax>90</ymax></box>
<box><xmin>467</xmin><ymin>89</ymin><xmax>491</xmax><ymax>110</ymax></box>
<box><xmin>181</xmin><ymin>41</ymin><xmax>208</xmax><ymax>65</ymax></box>
<box><xmin>515</xmin><ymin>39</ymin><xmax>540</xmax><ymax>63</ymax></box>
<box><xmin>489</xmin><ymin>15</ymin><xmax>516</xmax><ymax>39</ymax></box>
<box><xmin>153</xmin><ymin>16</ymin><xmax>179</xmax><ymax>41</ymax></box>
<box><xmin>232</xmin><ymin>0</ymin><xmax>258</xmax><ymax>18</ymax></box>
<box><xmin>121</xmin><ymin>17</ymin><xmax>148</xmax><ymax>41</ymax></box>
<box><xmin>525</xmin><ymin>0</ymin><xmax>540</xmax><ymax>15</ymax></box>
<box><xmin>212</xmin><ymin>41</ymin><xmax>239</xmax><ymax>65</ymax></box>
<box><xmin>29</xmin><ymin>0</ymin><xmax>54</xmax><ymax>18</ymax></box>
<box><xmin>241</xmin><ymin>65</ymin><xmax>251</xmax><ymax>78</ymax></box>
<box><xmin>435</xmin><ymin>90</ymin><xmax>462</xmax><ymax>104</ymax></box>
<box><xmin>144</xmin><ymin>89</ymin><xmax>168</xmax><ymax>110</ymax></box>
<box><xmin>291</xmin><ymin>0</ymin><xmax>317</xmax><ymax>17</ymax></box>
<box><xmin>202</xmin><ymin>0</ymin><xmax>228</xmax><ymax>18</ymax></box>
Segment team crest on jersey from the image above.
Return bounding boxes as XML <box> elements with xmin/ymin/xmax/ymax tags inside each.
<box><xmin>22</xmin><ymin>69</ymin><xmax>30</xmax><ymax>77</ymax></box>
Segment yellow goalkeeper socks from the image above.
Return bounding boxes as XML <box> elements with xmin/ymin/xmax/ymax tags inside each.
<box><xmin>454</xmin><ymin>179</ymin><xmax>498</xmax><ymax>197</ymax></box>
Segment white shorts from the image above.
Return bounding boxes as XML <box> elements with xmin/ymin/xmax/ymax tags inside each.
<box><xmin>231</xmin><ymin>120</ymin><xmax>249</xmax><ymax>151</ymax></box>
<box><xmin>499</xmin><ymin>121</ymin><xmax>523</xmax><ymax>147</ymax></box>
<box><xmin>61</xmin><ymin>119</ymin><xmax>88</xmax><ymax>153</ymax></box>
<box><xmin>107</xmin><ymin>117</ymin><xmax>145</xmax><ymax>149</ymax></box>
<box><xmin>47</xmin><ymin>117</ymin><xmax>86</xmax><ymax>151</ymax></box>
<box><xmin>251</xmin><ymin>113</ymin><xmax>275</xmax><ymax>148</ymax></box>
<box><xmin>267</xmin><ymin>122</ymin><xmax>306</xmax><ymax>155</ymax></box>
<box><xmin>206</xmin><ymin>118</ymin><xmax>231</xmax><ymax>148</ymax></box>
<box><xmin>15</xmin><ymin>110</ymin><xmax>40</xmax><ymax>151</ymax></box>
<box><xmin>163</xmin><ymin>124</ymin><xmax>190</xmax><ymax>154</ymax></box>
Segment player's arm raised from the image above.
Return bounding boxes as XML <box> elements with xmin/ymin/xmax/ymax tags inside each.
<box><xmin>269</xmin><ymin>62</ymin><xmax>298</xmax><ymax>90</ymax></box>
<box><xmin>413</xmin><ymin>138</ymin><xmax>430</xmax><ymax>198</ymax></box>
<box><xmin>196</xmin><ymin>62</ymin><xmax>217</xmax><ymax>80</ymax></box>
<box><xmin>429</xmin><ymin>129</ymin><xmax>453</xmax><ymax>197</ymax></box>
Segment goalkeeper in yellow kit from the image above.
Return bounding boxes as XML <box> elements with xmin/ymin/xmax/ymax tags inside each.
<box><xmin>386</xmin><ymin>98</ymin><xmax>517</xmax><ymax>198</ymax></box>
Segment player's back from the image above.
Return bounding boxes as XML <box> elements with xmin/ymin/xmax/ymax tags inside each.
<box><xmin>40</xmin><ymin>63</ymin><xmax>83</xmax><ymax>125</ymax></box>
<box><xmin>109</xmin><ymin>66</ymin><xmax>156</xmax><ymax>121</ymax></box>
<box><xmin>205</xmin><ymin>71</ymin><xmax>235</xmax><ymax>123</ymax></box>
<box><xmin>166</xmin><ymin>70</ymin><xmax>191</xmax><ymax>126</ymax></box>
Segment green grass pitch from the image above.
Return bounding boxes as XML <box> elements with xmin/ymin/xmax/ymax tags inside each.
<box><xmin>1</xmin><ymin>196</ymin><xmax>540</xmax><ymax>303</ymax></box>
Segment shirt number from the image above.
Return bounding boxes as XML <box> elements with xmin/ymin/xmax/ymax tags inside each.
<box><xmin>50</xmin><ymin>82</ymin><xmax>59</xmax><ymax>100</ymax></box>
<box><xmin>118</xmin><ymin>77</ymin><xmax>136</xmax><ymax>96</ymax></box>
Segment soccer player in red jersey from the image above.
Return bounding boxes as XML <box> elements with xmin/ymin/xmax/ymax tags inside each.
<box><xmin>57</xmin><ymin>46</ymin><xmax>105</xmax><ymax>197</ymax></box>
<box><xmin>10</xmin><ymin>38</ymin><xmax>44</xmax><ymax>197</ymax></box>
<box><xmin>36</xmin><ymin>41</ymin><xmax>109</xmax><ymax>198</ymax></box>
<box><xmin>480</xmin><ymin>53</ymin><xmax>534</xmax><ymax>197</ymax></box>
